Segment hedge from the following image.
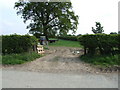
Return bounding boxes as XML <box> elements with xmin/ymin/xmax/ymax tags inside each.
<box><xmin>2</xmin><ymin>34</ymin><xmax>38</xmax><ymax>54</ymax></box>
<box><xmin>78</xmin><ymin>34</ymin><xmax>119</xmax><ymax>55</ymax></box>
<box><xmin>58</xmin><ymin>35</ymin><xmax>78</xmax><ymax>41</ymax></box>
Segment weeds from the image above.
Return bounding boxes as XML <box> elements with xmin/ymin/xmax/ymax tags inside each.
<box><xmin>80</xmin><ymin>54</ymin><xmax>119</xmax><ymax>67</ymax></box>
<box><xmin>2</xmin><ymin>52</ymin><xmax>42</xmax><ymax>65</ymax></box>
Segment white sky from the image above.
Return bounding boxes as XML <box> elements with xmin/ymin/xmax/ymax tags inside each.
<box><xmin>0</xmin><ymin>0</ymin><xmax>119</xmax><ymax>35</ymax></box>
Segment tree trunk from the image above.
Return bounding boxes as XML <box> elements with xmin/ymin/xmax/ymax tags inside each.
<box><xmin>33</xmin><ymin>45</ymin><xmax>37</xmax><ymax>52</ymax></box>
<box><xmin>84</xmin><ymin>46</ymin><xmax>87</xmax><ymax>55</ymax></box>
<box><xmin>43</xmin><ymin>26</ymin><xmax>49</xmax><ymax>41</ymax></box>
<box><xmin>98</xmin><ymin>45</ymin><xmax>104</xmax><ymax>55</ymax></box>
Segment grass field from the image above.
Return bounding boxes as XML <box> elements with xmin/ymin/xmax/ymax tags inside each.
<box><xmin>49</xmin><ymin>39</ymin><xmax>82</xmax><ymax>48</ymax></box>
<box><xmin>2</xmin><ymin>52</ymin><xmax>42</xmax><ymax>65</ymax></box>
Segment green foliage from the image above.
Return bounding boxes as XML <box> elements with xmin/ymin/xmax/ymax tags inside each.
<box><xmin>78</xmin><ymin>34</ymin><xmax>119</xmax><ymax>55</ymax></box>
<box><xmin>58</xmin><ymin>35</ymin><xmax>78</xmax><ymax>41</ymax></box>
<box><xmin>2</xmin><ymin>34</ymin><xmax>38</xmax><ymax>54</ymax></box>
<box><xmin>2</xmin><ymin>52</ymin><xmax>42</xmax><ymax>65</ymax></box>
<box><xmin>92</xmin><ymin>22</ymin><xmax>104</xmax><ymax>34</ymax></box>
<box><xmin>43</xmin><ymin>46</ymin><xmax>49</xmax><ymax>50</ymax></box>
<box><xmin>118</xmin><ymin>34</ymin><xmax>120</xmax><ymax>52</ymax></box>
<box><xmin>14</xmin><ymin>2</ymin><xmax>79</xmax><ymax>37</ymax></box>
<box><xmin>110</xmin><ymin>32</ymin><xmax>117</xmax><ymax>34</ymax></box>
<box><xmin>118</xmin><ymin>31</ymin><xmax>120</xmax><ymax>34</ymax></box>
<box><xmin>0</xmin><ymin>35</ymin><xmax>1</xmax><ymax>64</ymax></box>
<box><xmin>80</xmin><ymin>54</ymin><xmax>120</xmax><ymax>67</ymax></box>
<box><xmin>49</xmin><ymin>39</ymin><xmax>82</xmax><ymax>48</ymax></box>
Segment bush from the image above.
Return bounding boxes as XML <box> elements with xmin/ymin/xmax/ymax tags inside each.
<box><xmin>2</xmin><ymin>34</ymin><xmax>38</xmax><ymax>54</ymax></box>
<box><xmin>78</xmin><ymin>34</ymin><xmax>119</xmax><ymax>55</ymax></box>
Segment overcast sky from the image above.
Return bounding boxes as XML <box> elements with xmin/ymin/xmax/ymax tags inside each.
<box><xmin>0</xmin><ymin>0</ymin><xmax>119</xmax><ymax>35</ymax></box>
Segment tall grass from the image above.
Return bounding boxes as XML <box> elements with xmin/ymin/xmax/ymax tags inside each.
<box><xmin>80</xmin><ymin>54</ymin><xmax>119</xmax><ymax>67</ymax></box>
<box><xmin>2</xmin><ymin>52</ymin><xmax>42</xmax><ymax>65</ymax></box>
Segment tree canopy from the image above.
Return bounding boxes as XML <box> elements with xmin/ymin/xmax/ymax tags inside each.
<box><xmin>118</xmin><ymin>31</ymin><xmax>120</xmax><ymax>34</ymax></box>
<box><xmin>14</xmin><ymin>1</ymin><xmax>79</xmax><ymax>38</ymax></box>
<box><xmin>110</xmin><ymin>32</ymin><xmax>117</xmax><ymax>34</ymax></box>
<box><xmin>92</xmin><ymin>22</ymin><xmax>104</xmax><ymax>34</ymax></box>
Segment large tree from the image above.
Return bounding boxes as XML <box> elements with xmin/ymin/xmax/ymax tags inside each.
<box><xmin>14</xmin><ymin>1</ymin><xmax>79</xmax><ymax>38</ymax></box>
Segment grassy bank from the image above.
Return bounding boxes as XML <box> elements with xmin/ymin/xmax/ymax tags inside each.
<box><xmin>2</xmin><ymin>52</ymin><xmax>42</xmax><ymax>65</ymax></box>
<box><xmin>49</xmin><ymin>39</ymin><xmax>82</xmax><ymax>48</ymax></box>
<box><xmin>80</xmin><ymin>54</ymin><xmax>119</xmax><ymax>67</ymax></box>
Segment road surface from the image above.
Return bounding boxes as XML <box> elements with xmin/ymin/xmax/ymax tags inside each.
<box><xmin>2</xmin><ymin>69</ymin><xmax>118</xmax><ymax>88</ymax></box>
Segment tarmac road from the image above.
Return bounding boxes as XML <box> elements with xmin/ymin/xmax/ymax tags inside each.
<box><xmin>2</xmin><ymin>69</ymin><xmax>118</xmax><ymax>88</ymax></box>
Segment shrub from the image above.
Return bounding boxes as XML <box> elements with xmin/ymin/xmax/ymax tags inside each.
<box><xmin>2</xmin><ymin>34</ymin><xmax>38</xmax><ymax>54</ymax></box>
<box><xmin>78</xmin><ymin>34</ymin><xmax>119</xmax><ymax>55</ymax></box>
<box><xmin>78</xmin><ymin>34</ymin><xmax>98</xmax><ymax>55</ymax></box>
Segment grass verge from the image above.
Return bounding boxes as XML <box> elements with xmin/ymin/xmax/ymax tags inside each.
<box><xmin>80</xmin><ymin>54</ymin><xmax>119</xmax><ymax>67</ymax></box>
<box><xmin>2</xmin><ymin>52</ymin><xmax>42</xmax><ymax>65</ymax></box>
<box><xmin>49</xmin><ymin>39</ymin><xmax>82</xmax><ymax>48</ymax></box>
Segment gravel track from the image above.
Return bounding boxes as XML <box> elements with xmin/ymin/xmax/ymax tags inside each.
<box><xmin>2</xmin><ymin>47</ymin><xmax>119</xmax><ymax>74</ymax></box>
